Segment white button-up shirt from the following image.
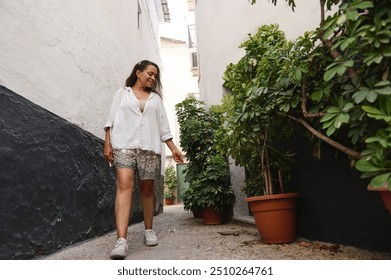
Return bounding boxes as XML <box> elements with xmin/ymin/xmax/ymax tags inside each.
<box><xmin>104</xmin><ymin>87</ymin><xmax>173</xmax><ymax>155</ymax></box>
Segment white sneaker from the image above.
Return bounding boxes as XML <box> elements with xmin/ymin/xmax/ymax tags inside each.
<box><xmin>110</xmin><ymin>238</ymin><xmax>128</xmax><ymax>259</ymax></box>
<box><xmin>144</xmin><ymin>229</ymin><xmax>158</xmax><ymax>246</ymax></box>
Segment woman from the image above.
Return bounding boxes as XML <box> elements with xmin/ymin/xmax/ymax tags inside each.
<box><xmin>103</xmin><ymin>60</ymin><xmax>183</xmax><ymax>259</ymax></box>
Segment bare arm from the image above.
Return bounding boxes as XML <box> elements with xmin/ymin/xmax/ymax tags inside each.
<box><xmin>103</xmin><ymin>128</ymin><xmax>114</xmax><ymax>166</ymax></box>
<box><xmin>165</xmin><ymin>139</ymin><xmax>184</xmax><ymax>163</ymax></box>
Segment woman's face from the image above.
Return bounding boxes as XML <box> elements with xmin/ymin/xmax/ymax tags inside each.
<box><xmin>137</xmin><ymin>65</ymin><xmax>158</xmax><ymax>89</ymax></box>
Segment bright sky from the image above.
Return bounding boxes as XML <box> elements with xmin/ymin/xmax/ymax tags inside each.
<box><xmin>159</xmin><ymin>0</ymin><xmax>189</xmax><ymax>41</ymax></box>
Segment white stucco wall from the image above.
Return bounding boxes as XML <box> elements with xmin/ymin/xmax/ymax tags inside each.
<box><xmin>160</xmin><ymin>37</ymin><xmax>199</xmax><ymax>158</ymax></box>
<box><xmin>195</xmin><ymin>0</ymin><xmax>320</xmax><ymax>106</ymax></box>
<box><xmin>0</xmin><ymin>0</ymin><xmax>163</xmax><ymax>139</ymax></box>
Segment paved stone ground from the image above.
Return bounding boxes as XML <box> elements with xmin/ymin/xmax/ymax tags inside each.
<box><xmin>41</xmin><ymin>204</ymin><xmax>391</xmax><ymax>260</ymax></box>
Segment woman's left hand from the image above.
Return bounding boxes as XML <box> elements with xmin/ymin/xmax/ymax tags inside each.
<box><xmin>165</xmin><ymin>139</ymin><xmax>184</xmax><ymax>164</ymax></box>
<box><xmin>172</xmin><ymin>149</ymin><xmax>184</xmax><ymax>164</ymax></box>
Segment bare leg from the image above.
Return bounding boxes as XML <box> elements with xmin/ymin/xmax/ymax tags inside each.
<box><xmin>139</xmin><ymin>179</ymin><xmax>155</xmax><ymax>229</ymax></box>
<box><xmin>115</xmin><ymin>168</ymin><xmax>135</xmax><ymax>239</ymax></box>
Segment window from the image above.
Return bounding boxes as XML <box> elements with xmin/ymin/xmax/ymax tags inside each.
<box><xmin>191</xmin><ymin>52</ymin><xmax>198</xmax><ymax>68</ymax></box>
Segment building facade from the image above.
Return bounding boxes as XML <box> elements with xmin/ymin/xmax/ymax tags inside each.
<box><xmin>0</xmin><ymin>0</ymin><xmax>169</xmax><ymax>139</ymax></box>
<box><xmin>0</xmin><ymin>0</ymin><xmax>170</xmax><ymax>259</ymax></box>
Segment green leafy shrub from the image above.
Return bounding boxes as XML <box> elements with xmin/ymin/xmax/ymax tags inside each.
<box><xmin>164</xmin><ymin>165</ymin><xmax>177</xmax><ymax>200</ymax></box>
<box><xmin>175</xmin><ymin>96</ymin><xmax>235</xmax><ymax>213</ymax></box>
<box><xmin>222</xmin><ymin>0</ymin><xmax>391</xmax><ymax>192</ymax></box>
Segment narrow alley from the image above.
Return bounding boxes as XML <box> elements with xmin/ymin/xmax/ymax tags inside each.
<box><xmin>40</xmin><ymin>204</ymin><xmax>391</xmax><ymax>260</ymax></box>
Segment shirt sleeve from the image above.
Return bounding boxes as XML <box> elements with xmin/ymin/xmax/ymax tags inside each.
<box><xmin>103</xmin><ymin>88</ymin><xmax>124</xmax><ymax>131</ymax></box>
<box><xmin>158</xmin><ymin>98</ymin><xmax>173</xmax><ymax>142</ymax></box>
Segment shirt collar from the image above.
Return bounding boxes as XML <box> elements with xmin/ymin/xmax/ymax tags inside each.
<box><xmin>126</xmin><ymin>86</ymin><xmax>155</xmax><ymax>100</ymax></box>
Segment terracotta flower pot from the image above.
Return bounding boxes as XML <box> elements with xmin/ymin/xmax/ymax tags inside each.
<box><xmin>164</xmin><ymin>198</ymin><xmax>174</xmax><ymax>206</ymax></box>
<box><xmin>367</xmin><ymin>184</ymin><xmax>391</xmax><ymax>215</ymax></box>
<box><xmin>380</xmin><ymin>191</ymin><xmax>391</xmax><ymax>214</ymax></box>
<box><xmin>202</xmin><ymin>207</ymin><xmax>223</xmax><ymax>225</ymax></box>
<box><xmin>245</xmin><ymin>193</ymin><xmax>299</xmax><ymax>244</ymax></box>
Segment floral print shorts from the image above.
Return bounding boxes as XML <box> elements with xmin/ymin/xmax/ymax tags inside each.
<box><xmin>113</xmin><ymin>149</ymin><xmax>161</xmax><ymax>180</ymax></box>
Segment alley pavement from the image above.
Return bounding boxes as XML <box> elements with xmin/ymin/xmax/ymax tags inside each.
<box><xmin>41</xmin><ymin>204</ymin><xmax>391</xmax><ymax>260</ymax></box>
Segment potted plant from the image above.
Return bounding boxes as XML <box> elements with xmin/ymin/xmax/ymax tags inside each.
<box><xmin>219</xmin><ymin>1</ymin><xmax>391</xmax><ymax>241</ymax></box>
<box><xmin>175</xmin><ymin>96</ymin><xmax>235</xmax><ymax>224</ymax></box>
<box><xmin>163</xmin><ymin>165</ymin><xmax>177</xmax><ymax>205</ymax></box>
<box><xmin>197</xmin><ymin>154</ymin><xmax>235</xmax><ymax>224</ymax></box>
<box><xmin>243</xmin><ymin>0</ymin><xmax>391</xmax><ymax>214</ymax></box>
<box><xmin>219</xmin><ymin>24</ymin><xmax>302</xmax><ymax>243</ymax></box>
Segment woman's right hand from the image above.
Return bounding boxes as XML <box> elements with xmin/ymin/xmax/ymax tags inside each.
<box><xmin>103</xmin><ymin>141</ymin><xmax>114</xmax><ymax>166</ymax></box>
<box><xmin>104</xmin><ymin>128</ymin><xmax>114</xmax><ymax>166</ymax></box>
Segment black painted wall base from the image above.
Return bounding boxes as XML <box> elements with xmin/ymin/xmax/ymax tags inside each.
<box><xmin>0</xmin><ymin>85</ymin><xmax>162</xmax><ymax>259</ymax></box>
<box><xmin>288</xmin><ymin>130</ymin><xmax>391</xmax><ymax>253</ymax></box>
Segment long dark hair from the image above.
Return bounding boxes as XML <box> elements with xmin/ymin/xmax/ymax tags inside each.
<box><xmin>125</xmin><ymin>60</ymin><xmax>163</xmax><ymax>96</ymax></box>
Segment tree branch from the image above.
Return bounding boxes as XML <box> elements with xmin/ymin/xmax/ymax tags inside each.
<box><xmin>285</xmin><ymin>114</ymin><xmax>361</xmax><ymax>159</ymax></box>
<box><xmin>320</xmin><ymin>0</ymin><xmax>325</xmax><ymax>26</ymax></box>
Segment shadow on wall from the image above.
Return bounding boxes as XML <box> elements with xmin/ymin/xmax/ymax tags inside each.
<box><xmin>0</xmin><ymin>85</ymin><xmax>163</xmax><ymax>259</ymax></box>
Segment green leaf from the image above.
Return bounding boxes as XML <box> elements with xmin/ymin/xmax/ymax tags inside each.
<box><xmin>364</xmin><ymin>55</ymin><xmax>383</xmax><ymax>65</ymax></box>
<box><xmin>343</xmin><ymin>102</ymin><xmax>354</xmax><ymax>112</ymax></box>
<box><xmin>365</xmin><ymin>136</ymin><xmax>383</xmax><ymax>144</ymax></box>
<box><xmin>293</xmin><ymin>68</ymin><xmax>302</xmax><ymax>81</ymax></box>
<box><xmin>355</xmin><ymin>159</ymin><xmax>385</xmax><ymax>172</ymax></box>
<box><xmin>343</xmin><ymin>60</ymin><xmax>354</xmax><ymax>68</ymax></box>
<box><xmin>375</xmin><ymin>86</ymin><xmax>391</xmax><ymax>95</ymax></box>
<box><xmin>334</xmin><ymin>113</ymin><xmax>350</xmax><ymax>128</ymax></box>
<box><xmin>310</xmin><ymin>91</ymin><xmax>323</xmax><ymax>102</ymax></box>
<box><xmin>321</xmin><ymin>16</ymin><xmax>337</xmax><ymax>31</ymax></box>
<box><xmin>370</xmin><ymin>173</ymin><xmax>391</xmax><ymax>188</ymax></box>
<box><xmin>353</xmin><ymin>87</ymin><xmax>370</xmax><ymax>103</ymax></box>
<box><xmin>324</xmin><ymin>68</ymin><xmax>336</xmax><ymax>81</ymax></box>
<box><xmin>375</xmin><ymin>80</ymin><xmax>391</xmax><ymax>87</ymax></box>
<box><xmin>336</xmin><ymin>14</ymin><xmax>347</xmax><ymax>25</ymax></box>
<box><xmin>366</xmin><ymin>90</ymin><xmax>378</xmax><ymax>102</ymax></box>
<box><xmin>322</xmin><ymin>119</ymin><xmax>334</xmax><ymax>129</ymax></box>
<box><xmin>346</xmin><ymin>10</ymin><xmax>359</xmax><ymax>21</ymax></box>
<box><xmin>352</xmin><ymin>1</ymin><xmax>374</xmax><ymax>10</ymax></box>
<box><xmin>320</xmin><ymin>113</ymin><xmax>337</xmax><ymax>123</ymax></box>
<box><xmin>326</xmin><ymin>125</ymin><xmax>337</xmax><ymax>136</ymax></box>
<box><xmin>327</xmin><ymin>106</ymin><xmax>341</xmax><ymax>114</ymax></box>
<box><xmin>362</xmin><ymin>106</ymin><xmax>382</xmax><ymax>115</ymax></box>
<box><xmin>322</xmin><ymin>27</ymin><xmax>335</xmax><ymax>41</ymax></box>
<box><xmin>336</xmin><ymin>64</ymin><xmax>347</xmax><ymax>75</ymax></box>
<box><xmin>340</xmin><ymin>38</ymin><xmax>355</xmax><ymax>51</ymax></box>
<box><xmin>362</xmin><ymin>105</ymin><xmax>391</xmax><ymax>122</ymax></box>
<box><xmin>325</xmin><ymin>61</ymin><xmax>340</xmax><ymax>70</ymax></box>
